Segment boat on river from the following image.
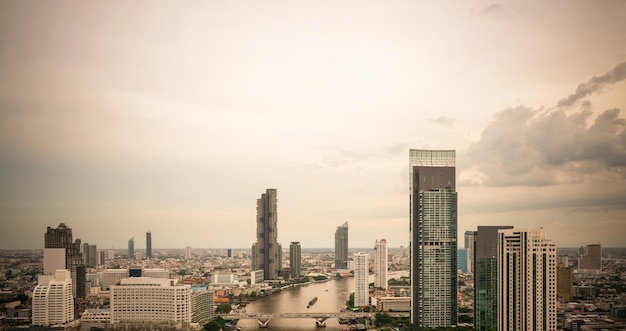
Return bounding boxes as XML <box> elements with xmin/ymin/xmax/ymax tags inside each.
<box><xmin>307</xmin><ymin>296</ymin><xmax>318</xmax><ymax>308</ymax></box>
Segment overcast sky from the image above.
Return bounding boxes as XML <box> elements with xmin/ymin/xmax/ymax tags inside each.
<box><xmin>1</xmin><ymin>1</ymin><xmax>625</xmax><ymax>250</ymax></box>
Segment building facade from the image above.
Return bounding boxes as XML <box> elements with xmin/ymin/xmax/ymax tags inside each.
<box><xmin>289</xmin><ymin>242</ymin><xmax>302</xmax><ymax>278</ymax></box>
<box><xmin>146</xmin><ymin>232</ymin><xmax>152</xmax><ymax>259</ymax></box>
<box><xmin>354</xmin><ymin>252</ymin><xmax>369</xmax><ymax>307</ymax></box>
<box><xmin>32</xmin><ymin>269</ymin><xmax>74</xmax><ymax>326</ymax></box>
<box><xmin>335</xmin><ymin>222</ymin><xmax>349</xmax><ymax>269</ymax></box>
<box><xmin>251</xmin><ymin>189</ymin><xmax>282</xmax><ymax>280</ymax></box>
<box><xmin>464</xmin><ymin>230</ymin><xmax>477</xmax><ymax>274</ymax></box>
<box><xmin>110</xmin><ymin>277</ymin><xmax>192</xmax><ymax>323</ymax></box>
<box><xmin>374</xmin><ymin>239</ymin><xmax>388</xmax><ymax>289</ymax></box>
<box><xmin>578</xmin><ymin>244</ymin><xmax>602</xmax><ymax>272</ymax></box>
<box><xmin>191</xmin><ymin>285</ymin><xmax>215</xmax><ymax>324</ymax></box>
<box><xmin>458</xmin><ymin>248</ymin><xmax>468</xmax><ymax>273</ymax></box>
<box><xmin>45</xmin><ymin>223</ymin><xmax>86</xmax><ymax>298</ymax></box>
<box><xmin>497</xmin><ymin>228</ymin><xmax>557</xmax><ymax>331</ymax></box>
<box><xmin>128</xmin><ymin>237</ymin><xmax>134</xmax><ymax>260</ymax></box>
<box><xmin>409</xmin><ymin>149</ymin><xmax>457</xmax><ymax>328</ymax></box>
<box><xmin>474</xmin><ymin>225</ymin><xmax>513</xmax><ymax>331</ymax></box>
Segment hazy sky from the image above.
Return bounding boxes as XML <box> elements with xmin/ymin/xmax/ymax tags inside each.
<box><xmin>1</xmin><ymin>1</ymin><xmax>625</xmax><ymax>250</ymax></box>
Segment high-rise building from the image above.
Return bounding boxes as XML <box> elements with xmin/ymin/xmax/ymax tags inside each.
<box><xmin>87</xmin><ymin>245</ymin><xmax>97</xmax><ymax>267</ymax></box>
<box><xmin>578</xmin><ymin>244</ymin><xmax>602</xmax><ymax>272</ymax></box>
<box><xmin>474</xmin><ymin>225</ymin><xmax>513</xmax><ymax>331</ymax></box>
<box><xmin>458</xmin><ymin>248</ymin><xmax>468</xmax><ymax>273</ymax></box>
<box><xmin>45</xmin><ymin>223</ymin><xmax>86</xmax><ymax>298</ymax></box>
<box><xmin>110</xmin><ymin>277</ymin><xmax>192</xmax><ymax>323</ymax></box>
<box><xmin>465</xmin><ymin>230</ymin><xmax>477</xmax><ymax>274</ymax></box>
<box><xmin>497</xmin><ymin>228</ymin><xmax>557</xmax><ymax>331</ymax></box>
<box><xmin>128</xmin><ymin>237</ymin><xmax>134</xmax><ymax>260</ymax></box>
<box><xmin>146</xmin><ymin>232</ymin><xmax>152</xmax><ymax>259</ymax></box>
<box><xmin>185</xmin><ymin>246</ymin><xmax>192</xmax><ymax>260</ymax></box>
<box><xmin>32</xmin><ymin>269</ymin><xmax>74</xmax><ymax>326</ymax></box>
<box><xmin>354</xmin><ymin>252</ymin><xmax>369</xmax><ymax>307</ymax></box>
<box><xmin>289</xmin><ymin>242</ymin><xmax>302</xmax><ymax>278</ymax></box>
<box><xmin>557</xmin><ymin>265</ymin><xmax>574</xmax><ymax>303</ymax></box>
<box><xmin>409</xmin><ymin>149</ymin><xmax>457</xmax><ymax>328</ymax></box>
<box><xmin>374</xmin><ymin>239</ymin><xmax>388</xmax><ymax>289</ymax></box>
<box><xmin>335</xmin><ymin>222</ymin><xmax>349</xmax><ymax>269</ymax></box>
<box><xmin>227</xmin><ymin>249</ymin><xmax>232</xmax><ymax>258</ymax></box>
<box><xmin>251</xmin><ymin>189</ymin><xmax>282</xmax><ymax>280</ymax></box>
<box><xmin>191</xmin><ymin>285</ymin><xmax>215</xmax><ymax>324</ymax></box>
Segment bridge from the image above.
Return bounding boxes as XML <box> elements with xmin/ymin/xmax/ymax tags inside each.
<box><xmin>219</xmin><ymin>312</ymin><xmax>409</xmax><ymax>328</ymax></box>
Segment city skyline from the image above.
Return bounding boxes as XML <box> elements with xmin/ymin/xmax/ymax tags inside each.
<box><xmin>1</xmin><ymin>1</ymin><xmax>626</xmax><ymax>250</ymax></box>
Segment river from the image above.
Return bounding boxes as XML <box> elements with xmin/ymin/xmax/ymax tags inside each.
<box><xmin>233</xmin><ymin>271</ymin><xmax>408</xmax><ymax>330</ymax></box>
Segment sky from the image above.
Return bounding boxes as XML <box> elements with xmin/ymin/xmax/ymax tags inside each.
<box><xmin>1</xmin><ymin>1</ymin><xmax>625</xmax><ymax>250</ymax></box>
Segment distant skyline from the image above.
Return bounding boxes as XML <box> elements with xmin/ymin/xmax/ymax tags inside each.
<box><xmin>1</xmin><ymin>1</ymin><xmax>625</xmax><ymax>249</ymax></box>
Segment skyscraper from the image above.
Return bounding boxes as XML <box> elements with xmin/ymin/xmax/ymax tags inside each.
<box><xmin>474</xmin><ymin>225</ymin><xmax>513</xmax><ymax>331</ymax></box>
<box><xmin>374</xmin><ymin>239</ymin><xmax>388</xmax><ymax>289</ymax></box>
<box><xmin>334</xmin><ymin>221</ymin><xmax>349</xmax><ymax>269</ymax></box>
<box><xmin>32</xmin><ymin>269</ymin><xmax>74</xmax><ymax>326</ymax></box>
<box><xmin>409</xmin><ymin>149</ymin><xmax>457</xmax><ymax>328</ymax></box>
<box><xmin>128</xmin><ymin>237</ymin><xmax>134</xmax><ymax>260</ymax></box>
<box><xmin>578</xmin><ymin>244</ymin><xmax>602</xmax><ymax>272</ymax></box>
<box><xmin>354</xmin><ymin>252</ymin><xmax>369</xmax><ymax>307</ymax></box>
<box><xmin>146</xmin><ymin>231</ymin><xmax>152</xmax><ymax>259</ymax></box>
<box><xmin>45</xmin><ymin>223</ymin><xmax>86</xmax><ymax>298</ymax></box>
<box><xmin>251</xmin><ymin>189</ymin><xmax>282</xmax><ymax>280</ymax></box>
<box><xmin>497</xmin><ymin>228</ymin><xmax>557</xmax><ymax>331</ymax></box>
<box><xmin>464</xmin><ymin>230</ymin><xmax>477</xmax><ymax>274</ymax></box>
<box><xmin>185</xmin><ymin>246</ymin><xmax>192</xmax><ymax>260</ymax></box>
<box><xmin>289</xmin><ymin>242</ymin><xmax>302</xmax><ymax>278</ymax></box>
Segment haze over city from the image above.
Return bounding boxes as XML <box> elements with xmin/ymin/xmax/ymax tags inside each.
<box><xmin>1</xmin><ymin>1</ymin><xmax>625</xmax><ymax>250</ymax></box>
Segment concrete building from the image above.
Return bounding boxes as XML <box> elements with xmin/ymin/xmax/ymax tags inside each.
<box><xmin>473</xmin><ymin>225</ymin><xmax>513</xmax><ymax>331</ymax></box>
<box><xmin>409</xmin><ymin>149</ymin><xmax>457</xmax><ymax>328</ymax></box>
<box><xmin>185</xmin><ymin>246</ymin><xmax>192</xmax><ymax>260</ymax></box>
<box><xmin>101</xmin><ymin>269</ymin><xmax>130</xmax><ymax>290</ymax></box>
<box><xmin>464</xmin><ymin>230</ymin><xmax>477</xmax><ymax>274</ymax></box>
<box><xmin>335</xmin><ymin>222</ymin><xmax>349</xmax><ymax>269</ymax></box>
<box><xmin>146</xmin><ymin>232</ymin><xmax>152</xmax><ymax>259</ymax></box>
<box><xmin>289</xmin><ymin>242</ymin><xmax>302</xmax><ymax>278</ymax></box>
<box><xmin>557</xmin><ymin>265</ymin><xmax>574</xmax><ymax>303</ymax></box>
<box><xmin>578</xmin><ymin>244</ymin><xmax>602</xmax><ymax>272</ymax></box>
<box><xmin>110</xmin><ymin>277</ymin><xmax>191</xmax><ymax>323</ymax></box>
<box><xmin>128</xmin><ymin>237</ymin><xmax>134</xmax><ymax>260</ymax></box>
<box><xmin>374</xmin><ymin>239</ymin><xmax>388</xmax><ymax>289</ymax></box>
<box><xmin>80</xmin><ymin>309</ymin><xmax>110</xmax><ymax>331</ymax></box>
<box><xmin>191</xmin><ymin>285</ymin><xmax>215</xmax><ymax>325</ymax></box>
<box><xmin>251</xmin><ymin>189</ymin><xmax>282</xmax><ymax>280</ymax></box>
<box><xmin>32</xmin><ymin>269</ymin><xmax>74</xmax><ymax>326</ymax></box>
<box><xmin>45</xmin><ymin>223</ymin><xmax>86</xmax><ymax>298</ymax></box>
<box><xmin>497</xmin><ymin>228</ymin><xmax>557</xmax><ymax>331</ymax></box>
<box><xmin>354</xmin><ymin>252</ymin><xmax>369</xmax><ymax>307</ymax></box>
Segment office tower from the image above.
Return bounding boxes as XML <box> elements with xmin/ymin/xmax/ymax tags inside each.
<box><xmin>185</xmin><ymin>246</ymin><xmax>192</xmax><ymax>260</ymax></box>
<box><xmin>110</xmin><ymin>277</ymin><xmax>192</xmax><ymax>323</ymax></box>
<box><xmin>45</xmin><ymin>223</ymin><xmax>86</xmax><ymax>298</ymax></box>
<box><xmin>128</xmin><ymin>237</ymin><xmax>134</xmax><ymax>260</ymax></box>
<box><xmin>578</xmin><ymin>244</ymin><xmax>602</xmax><ymax>272</ymax></box>
<box><xmin>374</xmin><ymin>239</ymin><xmax>388</xmax><ymax>289</ymax></box>
<box><xmin>474</xmin><ymin>225</ymin><xmax>513</xmax><ymax>331</ymax></box>
<box><xmin>409</xmin><ymin>149</ymin><xmax>457</xmax><ymax>328</ymax></box>
<box><xmin>290</xmin><ymin>242</ymin><xmax>302</xmax><ymax>278</ymax></box>
<box><xmin>146</xmin><ymin>232</ymin><xmax>152</xmax><ymax>259</ymax></box>
<box><xmin>465</xmin><ymin>230</ymin><xmax>477</xmax><ymax>274</ymax></box>
<box><xmin>191</xmin><ymin>285</ymin><xmax>215</xmax><ymax>324</ymax></box>
<box><xmin>227</xmin><ymin>249</ymin><xmax>232</xmax><ymax>258</ymax></box>
<box><xmin>87</xmin><ymin>245</ymin><xmax>97</xmax><ymax>267</ymax></box>
<box><xmin>335</xmin><ymin>221</ymin><xmax>349</xmax><ymax>269</ymax></box>
<box><xmin>97</xmin><ymin>250</ymin><xmax>105</xmax><ymax>266</ymax></box>
<box><xmin>458</xmin><ymin>248</ymin><xmax>468</xmax><ymax>273</ymax></box>
<box><xmin>82</xmin><ymin>243</ymin><xmax>89</xmax><ymax>264</ymax></box>
<box><xmin>497</xmin><ymin>228</ymin><xmax>557</xmax><ymax>331</ymax></box>
<box><xmin>251</xmin><ymin>189</ymin><xmax>282</xmax><ymax>280</ymax></box>
<box><xmin>354</xmin><ymin>252</ymin><xmax>369</xmax><ymax>307</ymax></box>
<box><xmin>557</xmin><ymin>265</ymin><xmax>574</xmax><ymax>303</ymax></box>
<box><xmin>32</xmin><ymin>269</ymin><xmax>74</xmax><ymax>326</ymax></box>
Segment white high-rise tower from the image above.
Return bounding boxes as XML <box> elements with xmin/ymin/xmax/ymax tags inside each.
<box><xmin>354</xmin><ymin>252</ymin><xmax>369</xmax><ymax>307</ymax></box>
<box><xmin>374</xmin><ymin>239</ymin><xmax>388</xmax><ymax>289</ymax></box>
<box><xmin>32</xmin><ymin>269</ymin><xmax>74</xmax><ymax>326</ymax></box>
<box><xmin>497</xmin><ymin>228</ymin><xmax>557</xmax><ymax>331</ymax></box>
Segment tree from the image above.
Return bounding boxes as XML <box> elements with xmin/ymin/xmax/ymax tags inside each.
<box><xmin>346</xmin><ymin>292</ymin><xmax>354</xmax><ymax>308</ymax></box>
<box><xmin>215</xmin><ymin>303</ymin><xmax>232</xmax><ymax>314</ymax></box>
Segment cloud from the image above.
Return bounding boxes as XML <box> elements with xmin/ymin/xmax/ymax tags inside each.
<box><xmin>483</xmin><ymin>3</ymin><xmax>503</xmax><ymax>14</ymax></box>
<box><xmin>557</xmin><ymin>62</ymin><xmax>626</xmax><ymax>109</ymax></box>
<box><xmin>431</xmin><ymin>116</ymin><xmax>454</xmax><ymax>128</ymax></box>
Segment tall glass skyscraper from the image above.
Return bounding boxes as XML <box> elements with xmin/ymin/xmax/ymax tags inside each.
<box><xmin>146</xmin><ymin>231</ymin><xmax>152</xmax><ymax>259</ymax></box>
<box><xmin>128</xmin><ymin>237</ymin><xmax>134</xmax><ymax>260</ymax></box>
<box><xmin>44</xmin><ymin>223</ymin><xmax>86</xmax><ymax>298</ymax></box>
<box><xmin>252</xmin><ymin>189</ymin><xmax>282</xmax><ymax>280</ymax></box>
<box><xmin>289</xmin><ymin>242</ymin><xmax>302</xmax><ymax>278</ymax></box>
<box><xmin>409</xmin><ymin>149</ymin><xmax>457</xmax><ymax>328</ymax></box>
<box><xmin>334</xmin><ymin>222</ymin><xmax>349</xmax><ymax>269</ymax></box>
<box><xmin>474</xmin><ymin>225</ymin><xmax>512</xmax><ymax>331</ymax></box>
<box><xmin>464</xmin><ymin>230</ymin><xmax>477</xmax><ymax>274</ymax></box>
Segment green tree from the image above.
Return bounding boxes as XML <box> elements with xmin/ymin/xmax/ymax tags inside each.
<box><xmin>346</xmin><ymin>292</ymin><xmax>354</xmax><ymax>308</ymax></box>
<box><xmin>215</xmin><ymin>303</ymin><xmax>232</xmax><ymax>314</ymax></box>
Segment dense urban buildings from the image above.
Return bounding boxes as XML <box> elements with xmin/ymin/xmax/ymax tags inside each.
<box><xmin>32</xmin><ymin>269</ymin><xmax>74</xmax><ymax>326</ymax></box>
<box><xmin>251</xmin><ymin>188</ymin><xmax>282</xmax><ymax>280</ymax></box>
<box><xmin>474</xmin><ymin>225</ymin><xmax>513</xmax><ymax>331</ymax></box>
<box><xmin>374</xmin><ymin>239</ymin><xmax>388</xmax><ymax>289</ymax></box>
<box><xmin>44</xmin><ymin>223</ymin><xmax>86</xmax><ymax>298</ymax></box>
<box><xmin>497</xmin><ymin>228</ymin><xmax>557</xmax><ymax>331</ymax></box>
<box><xmin>334</xmin><ymin>221</ymin><xmax>349</xmax><ymax>269</ymax></box>
<box><xmin>128</xmin><ymin>237</ymin><xmax>134</xmax><ymax>260</ymax></box>
<box><xmin>289</xmin><ymin>242</ymin><xmax>302</xmax><ymax>278</ymax></box>
<box><xmin>465</xmin><ymin>230</ymin><xmax>476</xmax><ymax>274</ymax></box>
<box><xmin>110</xmin><ymin>277</ymin><xmax>192</xmax><ymax>323</ymax></box>
<box><xmin>146</xmin><ymin>231</ymin><xmax>152</xmax><ymax>259</ymax></box>
<box><xmin>409</xmin><ymin>149</ymin><xmax>458</xmax><ymax>328</ymax></box>
<box><xmin>354</xmin><ymin>252</ymin><xmax>369</xmax><ymax>307</ymax></box>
